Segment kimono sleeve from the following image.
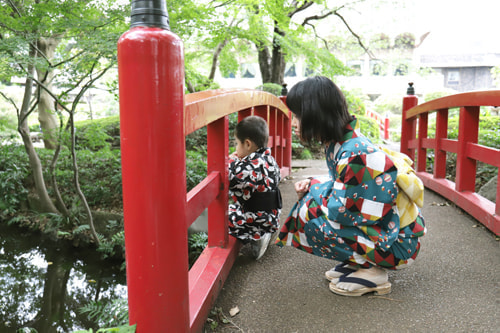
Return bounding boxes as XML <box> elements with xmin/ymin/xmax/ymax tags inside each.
<box><xmin>228</xmin><ymin>158</ymin><xmax>247</xmax><ymax>190</ymax></box>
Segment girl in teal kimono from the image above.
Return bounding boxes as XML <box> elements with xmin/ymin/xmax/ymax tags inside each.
<box><xmin>276</xmin><ymin>76</ymin><xmax>426</xmax><ymax>296</ymax></box>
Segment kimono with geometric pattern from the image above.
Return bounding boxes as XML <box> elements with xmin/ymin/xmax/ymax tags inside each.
<box><xmin>228</xmin><ymin>147</ymin><xmax>281</xmax><ymax>242</ymax></box>
<box><xmin>276</xmin><ymin>117</ymin><xmax>426</xmax><ymax>269</ymax></box>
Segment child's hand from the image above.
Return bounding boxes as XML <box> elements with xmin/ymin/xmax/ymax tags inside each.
<box><xmin>294</xmin><ymin>178</ymin><xmax>311</xmax><ymax>200</ymax></box>
<box><xmin>229</xmin><ymin>152</ymin><xmax>239</xmax><ymax>160</ymax></box>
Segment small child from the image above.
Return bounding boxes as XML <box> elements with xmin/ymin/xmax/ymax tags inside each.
<box><xmin>228</xmin><ymin>116</ymin><xmax>282</xmax><ymax>260</ymax></box>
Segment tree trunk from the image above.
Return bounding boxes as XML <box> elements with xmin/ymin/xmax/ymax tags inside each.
<box><xmin>18</xmin><ymin>45</ymin><xmax>59</xmax><ymax>214</ymax></box>
<box><xmin>270</xmin><ymin>25</ymin><xmax>286</xmax><ymax>85</ymax></box>
<box><xmin>36</xmin><ymin>37</ymin><xmax>60</xmax><ymax>149</ymax></box>
<box><xmin>208</xmin><ymin>39</ymin><xmax>229</xmax><ymax>81</ymax></box>
<box><xmin>255</xmin><ymin>23</ymin><xmax>286</xmax><ymax>85</ymax></box>
<box><xmin>256</xmin><ymin>41</ymin><xmax>272</xmax><ymax>83</ymax></box>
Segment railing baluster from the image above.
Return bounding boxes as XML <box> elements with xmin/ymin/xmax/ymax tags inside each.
<box><xmin>417</xmin><ymin>113</ymin><xmax>428</xmax><ymax>172</ymax></box>
<box><xmin>456</xmin><ymin>106</ymin><xmax>479</xmax><ymax>192</ymax></box>
<box><xmin>434</xmin><ymin>108</ymin><xmax>449</xmax><ymax>179</ymax></box>
<box><xmin>401</xmin><ymin>88</ymin><xmax>418</xmax><ymax>159</ymax></box>
<box><xmin>207</xmin><ymin>116</ymin><xmax>229</xmax><ymax>248</ymax></box>
<box><xmin>400</xmin><ymin>88</ymin><xmax>499</xmax><ymax>236</ymax></box>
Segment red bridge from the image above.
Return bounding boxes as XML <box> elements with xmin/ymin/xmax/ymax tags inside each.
<box><xmin>117</xmin><ymin>5</ymin><xmax>499</xmax><ymax>333</ymax></box>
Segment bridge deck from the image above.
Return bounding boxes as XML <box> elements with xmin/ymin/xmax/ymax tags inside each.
<box><xmin>207</xmin><ymin>158</ymin><xmax>499</xmax><ymax>332</ymax></box>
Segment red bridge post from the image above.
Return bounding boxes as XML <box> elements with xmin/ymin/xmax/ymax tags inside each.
<box><xmin>117</xmin><ymin>1</ymin><xmax>189</xmax><ymax>331</ymax></box>
<box><xmin>384</xmin><ymin>114</ymin><xmax>390</xmax><ymax>140</ymax></box>
<box><xmin>401</xmin><ymin>82</ymin><xmax>418</xmax><ymax>159</ymax></box>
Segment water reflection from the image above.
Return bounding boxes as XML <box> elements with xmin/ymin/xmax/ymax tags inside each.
<box><xmin>0</xmin><ymin>223</ymin><xmax>127</xmax><ymax>332</ymax></box>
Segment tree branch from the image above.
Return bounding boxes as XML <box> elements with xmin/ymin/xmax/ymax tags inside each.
<box><xmin>334</xmin><ymin>12</ymin><xmax>375</xmax><ymax>59</ymax></box>
<box><xmin>289</xmin><ymin>0</ymin><xmax>314</xmax><ymax>17</ymax></box>
<box><xmin>304</xmin><ymin>22</ymin><xmax>330</xmax><ymax>49</ymax></box>
<box><xmin>0</xmin><ymin>91</ymin><xmax>19</xmax><ymax>114</ymax></box>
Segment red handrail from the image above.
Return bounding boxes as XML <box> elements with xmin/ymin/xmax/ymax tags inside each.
<box><xmin>401</xmin><ymin>89</ymin><xmax>500</xmax><ymax>236</ymax></box>
<box><xmin>185</xmin><ymin>90</ymin><xmax>291</xmax><ymax>331</ymax></box>
<box><xmin>365</xmin><ymin>109</ymin><xmax>390</xmax><ymax>140</ymax></box>
<box><xmin>117</xmin><ymin>3</ymin><xmax>292</xmax><ymax>331</ymax></box>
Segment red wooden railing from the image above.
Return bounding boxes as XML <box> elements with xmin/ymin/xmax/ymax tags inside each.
<box><xmin>117</xmin><ymin>21</ymin><xmax>291</xmax><ymax>331</ymax></box>
<box><xmin>365</xmin><ymin>109</ymin><xmax>390</xmax><ymax>140</ymax></box>
<box><xmin>401</xmin><ymin>88</ymin><xmax>500</xmax><ymax>236</ymax></box>
<box><xmin>185</xmin><ymin>90</ymin><xmax>291</xmax><ymax>332</ymax></box>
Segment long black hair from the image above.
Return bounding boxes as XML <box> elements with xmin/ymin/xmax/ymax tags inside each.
<box><xmin>286</xmin><ymin>76</ymin><xmax>352</xmax><ymax>144</ymax></box>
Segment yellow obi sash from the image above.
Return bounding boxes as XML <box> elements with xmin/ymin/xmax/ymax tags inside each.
<box><xmin>379</xmin><ymin>146</ymin><xmax>424</xmax><ymax>228</ymax></box>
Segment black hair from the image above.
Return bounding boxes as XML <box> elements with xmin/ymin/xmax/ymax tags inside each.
<box><xmin>286</xmin><ymin>76</ymin><xmax>352</xmax><ymax>144</ymax></box>
<box><xmin>235</xmin><ymin>115</ymin><xmax>269</xmax><ymax>148</ymax></box>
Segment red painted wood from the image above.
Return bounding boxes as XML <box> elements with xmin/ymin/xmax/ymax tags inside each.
<box><xmin>417</xmin><ymin>113</ymin><xmax>428</xmax><ymax>172</ymax></box>
<box><xmin>467</xmin><ymin>143</ymin><xmax>500</xmax><ymax>167</ymax></box>
<box><xmin>421</xmin><ymin>138</ymin><xmax>434</xmax><ymax>149</ymax></box>
<box><xmin>120</xmin><ymin>29</ymin><xmax>293</xmax><ymax>330</ymax></box>
<box><xmin>402</xmin><ymin>90</ymin><xmax>500</xmax><ymax>236</ymax></box>
<box><xmin>456</xmin><ymin>106</ymin><xmax>479</xmax><ymax>192</ymax></box>
<box><xmin>238</xmin><ymin>108</ymin><xmax>252</xmax><ymax>122</ymax></box>
<box><xmin>254</xmin><ymin>105</ymin><xmax>269</xmax><ymax>121</ymax></box>
<box><xmin>207</xmin><ymin>117</ymin><xmax>229</xmax><ymax>248</ymax></box>
<box><xmin>118</xmin><ymin>26</ymin><xmax>189</xmax><ymax>331</ymax></box>
<box><xmin>186</xmin><ymin>172</ymin><xmax>221</xmax><ymax>228</ymax></box>
<box><xmin>401</xmin><ymin>94</ymin><xmax>418</xmax><ymax>159</ymax></box>
<box><xmin>184</xmin><ymin>90</ymin><xmax>288</xmax><ymax>135</ymax></box>
<box><xmin>497</xmin><ymin>168</ymin><xmax>500</xmax><ymax>215</ymax></box>
<box><xmin>440</xmin><ymin>139</ymin><xmax>458</xmax><ymax>154</ymax></box>
<box><xmin>434</xmin><ymin>109</ymin><xmax>449</xmax><ymax>179</ymax></box>
<box><xmin>269</xmin><ymin>107</ymin><xmax>278</xmax><ymax>161</ymax></box>
<box><xmin>417</xmin><ymin>172</ymin><xmax>499</xmax><ymax>235</ymax></box>
<box><xmin>406</xmin><ymin>90</ymin><xmax>500</xmax><ymax>119</ymax></box>
<box><xmin>189</xmin><ymin>237</ymin><xmax>241</xmax><ymax>332</ymax></box>
<box><xmin>384</xmin><ymin>115</ymin><xmax>390</xmax><ymax>140</ymax></box>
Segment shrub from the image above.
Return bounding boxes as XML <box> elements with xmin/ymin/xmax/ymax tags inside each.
<box><xmin>428</xmin><ymin>115</ymin><xmax>500</xmax><ymax>149</ymax></box>
<box><xmin>74</xmin><ymin>116</ymin><xmax>121</xmax><ymax>150</ymax></box>
<box><xmin>255</xmin><ymin>83</ymin><xmax>283</xmax><ymax>96</ymax></box>
<box><xmin>345</xmin><ymin>89</ymin><xmax>367</xmax><ymax>116</ymax></box>
<box><xmin>186</xmin><ymin>149</ymin><xmax>207</xmax><ymax>192</ymax></box>
<box><xmin>0</xmin><ymin>145</ymin><xmax>30</xmax><ymax>217</ymax></box>
<box><xmin>357</xmin><ymin>115</ymin><xmax>381</xmax><ymax>143</ymax></box>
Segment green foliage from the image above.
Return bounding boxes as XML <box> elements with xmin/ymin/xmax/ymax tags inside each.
<box><xmin>358</xmin><ymin>115</ymin><xmax>381</xmax><ymax>143</ymax></box>
<box><xmin>97</xmin><ymin>227</ymin><xmax>125</xmax><ymax>262</ymax></box>
<box><xmin>36</xmin><ymin>148</ymin><xmax>123</xmax><ymax>209</ymax></box>
<box><xmin>423</xmin><ymin>90</ymin><xmax>456</xmax><ymax>102</ymax></box>
<box><xmin>186</xmin><ymin>149</ymin><xmax>207</xmax><ymax>192</ymax></box>
<box><xmin>0</xmin><ymin>145</ymin><xmax>29</xmax><ymax>217</ymax></box>
<box><xmin>78</xmin><ymin>299</ymin><xmax>132</xmax><ymax>332</ymax></box>
<box><xmin>186</xmin><ymin>127</ymin><xmax>207</xmax><ymax>151</ymax></box>
<box><xmin>370</xmin><ymin>33</ymin><xmax>391</xmax><ymax>50</ymax></box>
<box><xmin>394</xmin><ymin>32</ymin><xmax>415</xmax><ymax>49</ymax></box>
<box><xmin>256</xmin><ymin>83</ymin><xmax>283</xmax><ymax>96</ymax></box>
<box><xmin>428</xmin><ymin>115</ymin><xmax>500</xmax><ymax>149</ymax></box>
<box><xmin>188</xmin><ymin>232</ymin><xmax>208</xmax><ymax>267</ymax></box>
<box><xmin>373</xmin><ymin>94</ymin><xmax>403</xmax><ymax>115</ymax></box>
<box><xmin>185</xmin><ymin>61</ymin><xmax>221</xmax><ymax>92</ymax></box>
<box><xmin>0</xmin><ymin>144</ymin><xmax>122</xmax><ymax>222</ymax></box>
<box><xmin>73</xmin><ymin>326</ymin><xmax>136</xmax><ymax>333</ymax></box>
<box><xmin>74</xmin><ymin>116</ymin><xmax>121</xmax><ymax>151</ymax></box>
<box><xmin>300</xmin><ymin>148</ymin><xmax>313</xmax><ymax>160</ymax></box>
<box><xmin>0</xmin><ymin>0</ymin><xmax>128</xmax><ymax>100</ymax></box>
<box><xmin>344</xmin><ymin>89</ymin><xmax>368</xmax><ymax>116</ymax></box>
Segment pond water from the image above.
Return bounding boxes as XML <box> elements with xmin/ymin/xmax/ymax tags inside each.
<box><xmin>0</xmin><ymin>223</ymin><xmax>127</xmax><ymax>333</ymax></box>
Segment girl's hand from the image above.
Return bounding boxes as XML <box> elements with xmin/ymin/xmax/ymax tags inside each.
<box><xmin>294</xmin><ymin>178</ymin><xmax>311</xmax><ymax>200</ymax></box>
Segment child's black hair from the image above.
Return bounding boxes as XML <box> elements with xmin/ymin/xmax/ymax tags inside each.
<box><xmin>286</xmin><ymin>76</ymin><xmax>352</xmax><ymax>144</ymax></box>
<box><xmin>235</xmin><ymin>115</ymin><xmax>269</xmax><ymax>148</ymax></box>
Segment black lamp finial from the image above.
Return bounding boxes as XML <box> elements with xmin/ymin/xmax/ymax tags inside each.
<box><xmin>131</xmin><ymin>0</ymin><xmax>170</xmax><ymax>30</ymax></box>
<box><xmin>407</xmin><ymin>82</ymin><xmax>415</xmax><ymax>95</ymax></box>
